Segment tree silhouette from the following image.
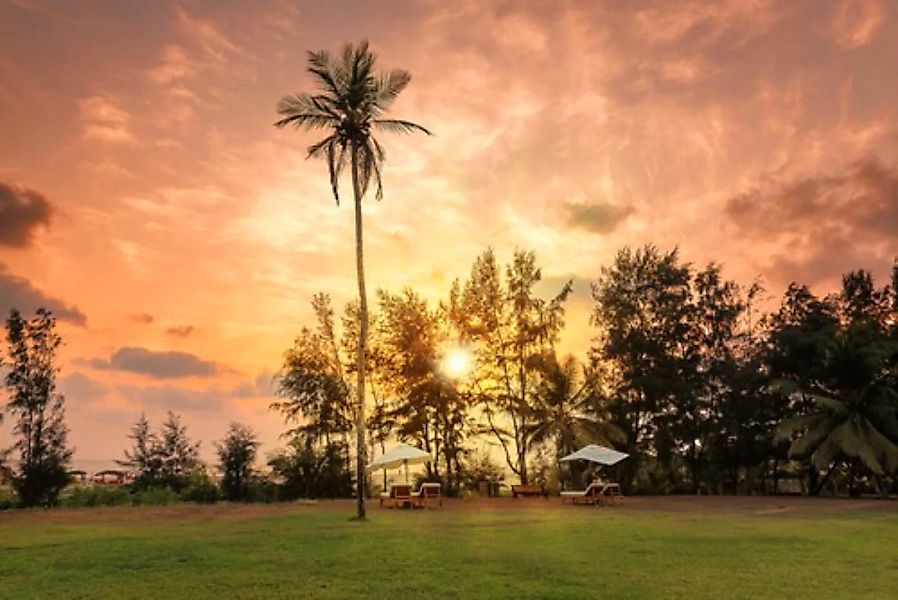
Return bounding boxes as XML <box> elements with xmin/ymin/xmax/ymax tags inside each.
<box><xmin>3</xmin><ymin>309</ymin><xmax>72</xmax><ymax>506</ymax></box>
<box><xmin>275</xmin><ymin>41</ymin><xmax>430</xmax><ymax>519</ymax></box>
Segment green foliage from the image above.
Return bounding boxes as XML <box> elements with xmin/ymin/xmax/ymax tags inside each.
<box><xmin>448</xmin><ymin>248</ymin><xmax>573</xmax><ymax>485</ymax></box>
<box><xmin>118</xmin><ymin>414</ymin><xmax>162</xmax><ymax>490</ymax></box>
<box><xmin>133</xmin><ymin>487</ymin><xmax>180</xmax><ymax>506</ymax></box>
<box><xmin>273</xmin><ymin>294</ymin><xmax>353</xmax><ymax>443</ymax></box>
<box><xmin>274</xmin><ymin>40</ymin><xmax>431</xmax><ymax>205</ymax></box>
<box><xmin>119</xmin><ymin>412</ymin><xmax>200</xmax><ymax>492</ymax></box>
<box><xmin>179</xmin><ymin>469</ymin><xmax>220</xmax><ymax>504</ymax></box>
<box><xmin>268</xmin><ymin>436</ymin><xmax>352</xmax><ymax>500</ymax></box>
<box><xmin>459</xmin><ymin>451</ymin><xmax>505</xmax><ymax>492</ymax></box>
<box><xmin>3</xmin><ymin>309</ymin><xmax>72</xmax><ymax>507</ymax></box>
<box><xmin>372</xmin><ymin>288</ymin><xmax>468</xmax><ymax>492</ymax></box>
<box><xmin>768</xmin><ymin>268</ymin><xmax>898</xmax><ymax>495</ymax></box>
<box><xmin>60</xmin><ymin>486</ymin><xmax>132</xmax><ymax>508</ymax></box>
<box><xmin>246</xmin><ymin>477</ymin><xmax>281</xmax><ymax>504</ymax></box>
<box><xmin>528</xmin><ymin>354</ymin><xmax>624</xmax><ymax>489</ymax></box>
<box><xmin>0</xmin><ymin>487</ymin><xmax>19</xmax><ymax>510</ymax></box>
<box><xmin>216</xmin><ymin>423</ymin><xmax>260</xmax><ymax>502</ymax></box>
<box><xmin>590</xmin><ymin>246</ymin><xmax>745</xmax><ymax>492</ymax></box>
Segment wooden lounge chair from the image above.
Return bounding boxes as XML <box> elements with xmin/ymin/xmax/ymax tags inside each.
<box><xmin>511</xmin><ymin>483</ymin><xmax>546</xmax><ymax>498</ymax></box>
<box><xmin>380</xmin><ymin>484</ymin><xmax>413</xmax><ymax>509</ymax></box>
<box><xmin>560</xmin><ymin>481</ymin><xmax>608</xmax><ymax>505</ymax></box>
<box><xmin>412</xmin><ymin>482</ymin><xmax>442</xmax><ymax>509</ymax></box>
<box><xmin>602</xmin><ymin>482</ymin><xmax>624</xmax><ymax>506</ymax></box>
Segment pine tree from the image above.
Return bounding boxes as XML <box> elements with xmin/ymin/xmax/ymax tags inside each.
<box><xmin>3</xmin><ymin>309</ymin><xmax>72</xmax><ymax>507</ymax></box>
<box><xmin>159</xmin><ymin>411</ymin><xmax>200</xmax><ymax>491</ymax></box>
<box><xmin>118</xmin><ymin>414</ymin><xmax>163</xmax><ymax>490</ymax></box>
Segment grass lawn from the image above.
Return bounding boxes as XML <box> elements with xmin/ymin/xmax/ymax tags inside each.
<box><xmin>1</xmin><ymin>497</ymin><xmax>897</xmax><ymax>599</ymax></box>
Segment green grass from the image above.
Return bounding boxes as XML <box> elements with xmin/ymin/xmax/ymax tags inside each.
<box><xmin>1</xmin><ymin>502</ymin><xmax>897</xmax><ymax>599</ymax></box>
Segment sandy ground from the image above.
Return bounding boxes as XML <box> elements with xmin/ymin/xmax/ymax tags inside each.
<box><xmin>2</xmin><ymin>494</ymin><xmax>896</xmax><ymax>528</ymax></box>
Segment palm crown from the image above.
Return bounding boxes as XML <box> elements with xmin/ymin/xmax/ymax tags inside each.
<box><xmin>274</xmin><ymin>40</ymin><xmax>431</xmax><ymax>204</ymax></box>
<box><xmin>775</xmin><ymin>328</ymin><xmax>898</xmax><ymax>475</ymax></box>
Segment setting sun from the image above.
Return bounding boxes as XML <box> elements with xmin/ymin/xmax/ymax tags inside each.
<box><xmin>441</xmin><ymin>346</ymin><xmax>472</xmax><ymax>379</ymax></box>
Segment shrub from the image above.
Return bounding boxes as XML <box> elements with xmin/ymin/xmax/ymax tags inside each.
<box><xmin>247</xmin><ymin>477</ymin><xmax>280</xmax><ymax>503</ymax></box>
<box><xmin>180</xmin><ymin>470</ymin><xmax>221</xmax><ymax>504</ymax></box>
<box><xmin>268</xmin><ymin>437</ymin><xmax>352</xmax><ymax>500</ymax></box>
<box><xmin>0</xmin><ymin>487</ymin><xmax>19</xmax><ymax>510</ymax></box>
<box><xmin>412</xmin><ymin>472</ymin><xmax>442</xmax><ymax>489</ymax></box>
<box><xmin>133</xmin><ymin>486</ymin><xmax>180</xmax><ymax>506</ymax></box>
<box><xmin>529</xmin><ymin>445</ymin><xmax>560</xmax><ymax>494</ymax></box>
<box><xmin>459</xmin><ymin>451</ymin><xmax>505</xmax><ymax>493</ymax></box>
<box><xmin>60</xmin><ymin>486</ymin><xmax>132</xmax><ymax>508</ymax></box>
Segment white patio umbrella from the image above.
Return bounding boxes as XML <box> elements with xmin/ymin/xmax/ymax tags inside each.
<box><xmin>366</xmin><ymin>443</ymin><xmax>432</xmax><ymax>484</ymax></box>
<box><xmin>559</xmin><ymin>444</ymin><xmax>629</xmax><ymax>466</ymax></box>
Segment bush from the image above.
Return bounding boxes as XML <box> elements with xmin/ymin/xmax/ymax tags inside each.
<box><xmin>412</xmin><ymin>471</ymin><xmax>442</xmax><ymax>489</ymax></box>
<box><xmin>180</xmin><ymin>470</ymin><xmax>220</xmax><ymax>504</ymax></box>
<box><xmin>60</xmin><ymin>486</ymin><xmax>133</xmax><ymax>508</ymax></box>
<box><xmin>0</xmin><ymin>487</ymin><xmax>19</xmax><ymax>510</ymax></box>
<box><xmin>268</xmin><ymin>437</ymin><xmax>353</xmax><ymax>500</ymax></box>
<box><xmin>247</xmin><ymin>477</ymin><xmax>280</xmax><ymax>503</ymax></box>
<box><xmin>459</xmin><ymin>451</ymin><xmax>505</xmax><ymax>493</ymax></box>
<box><xmin>133</xmin><ymin>486</ymin><xmax>180</xmax><ymax>506</ymax></box>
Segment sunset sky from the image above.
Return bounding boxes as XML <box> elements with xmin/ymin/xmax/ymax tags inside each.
<box><xmin>1</xmin><ymin>0</ymin><xmax>897</xmax><ymax>465</ymax></box>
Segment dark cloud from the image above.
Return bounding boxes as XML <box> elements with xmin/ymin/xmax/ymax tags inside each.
<box><xmin>725</xmin><ymin>157</ymin><xmax>898</xmax><ymax>285</ymax></box>
<box><xmin>767</xmin><ymin>227</ymin><xmax>877</xmax><ymax>288</ymax></box>
<box><xmin>565</xmin><ymin>201</ymin><xmax>634</xmax><ymax>234</ymax></box>
<box><xmin>0</xmin><ymin>263</ymin><xmax>87</xmax><ymax>325</ymax></box>
<box><xmin>130</xmin><ymin>313</ymin><xmax>155</xmax><ymax>324</ymax></box>
<box><xmin>726</xmin><ymin>158</ymin><xmax>898</xmax><ymax>237</ymax></box>
<box><xmin>118</xmin><ymin>384</ymin><xmax>226</xmax><ymax>412</ymax></box>
<box><xmin>165</xmin><ymin>324</ymin><xmax>195</xmax><ymax>337</ymax></box>
<box><xmin>0</xmin><ymin>181</ymin><xmax>52</xmax><ymax>247</ymax></box>
<box><xmin>88</xmin><ymin>346</ymin><xmax>223</xmax><ymax>379</ymax></box>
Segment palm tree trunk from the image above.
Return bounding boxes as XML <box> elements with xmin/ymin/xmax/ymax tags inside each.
<box><xmin>351</xmin><ymin>146</ymin><xmax>368</xmax><ymax>520</ymax></box>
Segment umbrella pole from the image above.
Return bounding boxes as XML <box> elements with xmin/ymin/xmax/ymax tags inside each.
<box><xmin>404</xmin><ymin>460</ymin><xmax>409</xmax><ymax>484</ymax></box>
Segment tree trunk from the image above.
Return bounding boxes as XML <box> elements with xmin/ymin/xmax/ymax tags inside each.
<box><xmin>812</xmin><ymin>463</ymin><xmax>836</xmax><ymax>496</ymax></box>
<box><xmin>847</xmin><ymin>460</ymin><xmax>860</xmax><ymax>498</ymax></box>
<box><xmin>351</xmin><ymin>147</ymin><xmax>368</xmax><ymax>520</ymax></box>
<box><xmin>771</xmin><ymin>458</ymin><xmax>779</xmax><ymax>496</ymax></box>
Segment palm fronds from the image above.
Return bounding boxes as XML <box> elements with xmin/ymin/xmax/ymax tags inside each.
<box><xmin>274</xmin><ymin>41</ymin><xmax>430</xmax><ymax>205</ymax></box>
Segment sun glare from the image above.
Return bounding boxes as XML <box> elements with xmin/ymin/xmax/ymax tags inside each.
<box><xmin>441</xmin><ymin>346</ymin><xmax>472</xmax><ymax>379</ymax></box>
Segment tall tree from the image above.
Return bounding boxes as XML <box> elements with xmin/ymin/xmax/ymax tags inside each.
<box><xmin>216</xmin><ymin>423</ymin><xmax>260</xmax><ymax>502</ymax></box>
<box><xmin>374</xmin><ymin>289</ymin><xmax>469</xmax><ymax>492</ymax></box>
<box><xmin>676</xmin><ymin>264</ymin><xmax>746</xmax><ymax>493</ymax></box>
<box><xmin>589</xmin><ymin>246</ymin><xmax>695</xmax><ymax>491</ymax></box>
<box><xmin>118</xmin><ymin>413</ymin><xmax>163</xmax><ymax>490</ymax></box>
<box><xmin>159</xmin><ymin>412</ymin><xmax>201</xmax><ymax>492</ymax></box>
<box><xmin>274</xmin><ymin>294</ymin><xmax>353</xmax><ymax>446</ymax></box>
<box><xmin>3</xmin><ymin>309</ymin><xmax>72</xmax><ymax>506</ymax></box>
<box><xmin>528</xmin><ymin>354</ymin><xmax>622</xmax><ymax>488</ymax></box>
<box><xmin>775</xmin><ymin>327</ymin><xmax>898</xmax><ymax>495</ymax></box>
<box><xmin>449</xmin><ymin>249</ymin><xmax>572</xmax><ymax>483</ymax></box>
<box><xmin>775</xmin><ymin>272</ymin><xmax>898</xmax><ymax>496</ymax></box>
<box><xmin>275</xmin><ymin>41</ymin><xmax>431</xmax><ymax>519</ymax></box>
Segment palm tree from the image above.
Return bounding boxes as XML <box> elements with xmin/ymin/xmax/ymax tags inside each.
<box><xmin>775</xmin><ymin>327</ymin><xmax>898</xmax><ymax>496</ymax></box>
<box><xmin>528</xmin><ymin>355</ymin><xmax>623</xmax><ymax>488</ymax></box>
<box><xmin>274</xmin><ymin>41</ymin><xmax>431</xmax><ymax>518</ymax></box>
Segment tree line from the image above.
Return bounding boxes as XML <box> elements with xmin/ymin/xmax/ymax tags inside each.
<box><xmin>275</xmin><ymin>245</ymin><xmax>898</xmax><ymax>498</ymax></box>
<box><xmin>2</xmin><ymin>244</ymin><xmax>897</xmax><ymax>507</ymax></box>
